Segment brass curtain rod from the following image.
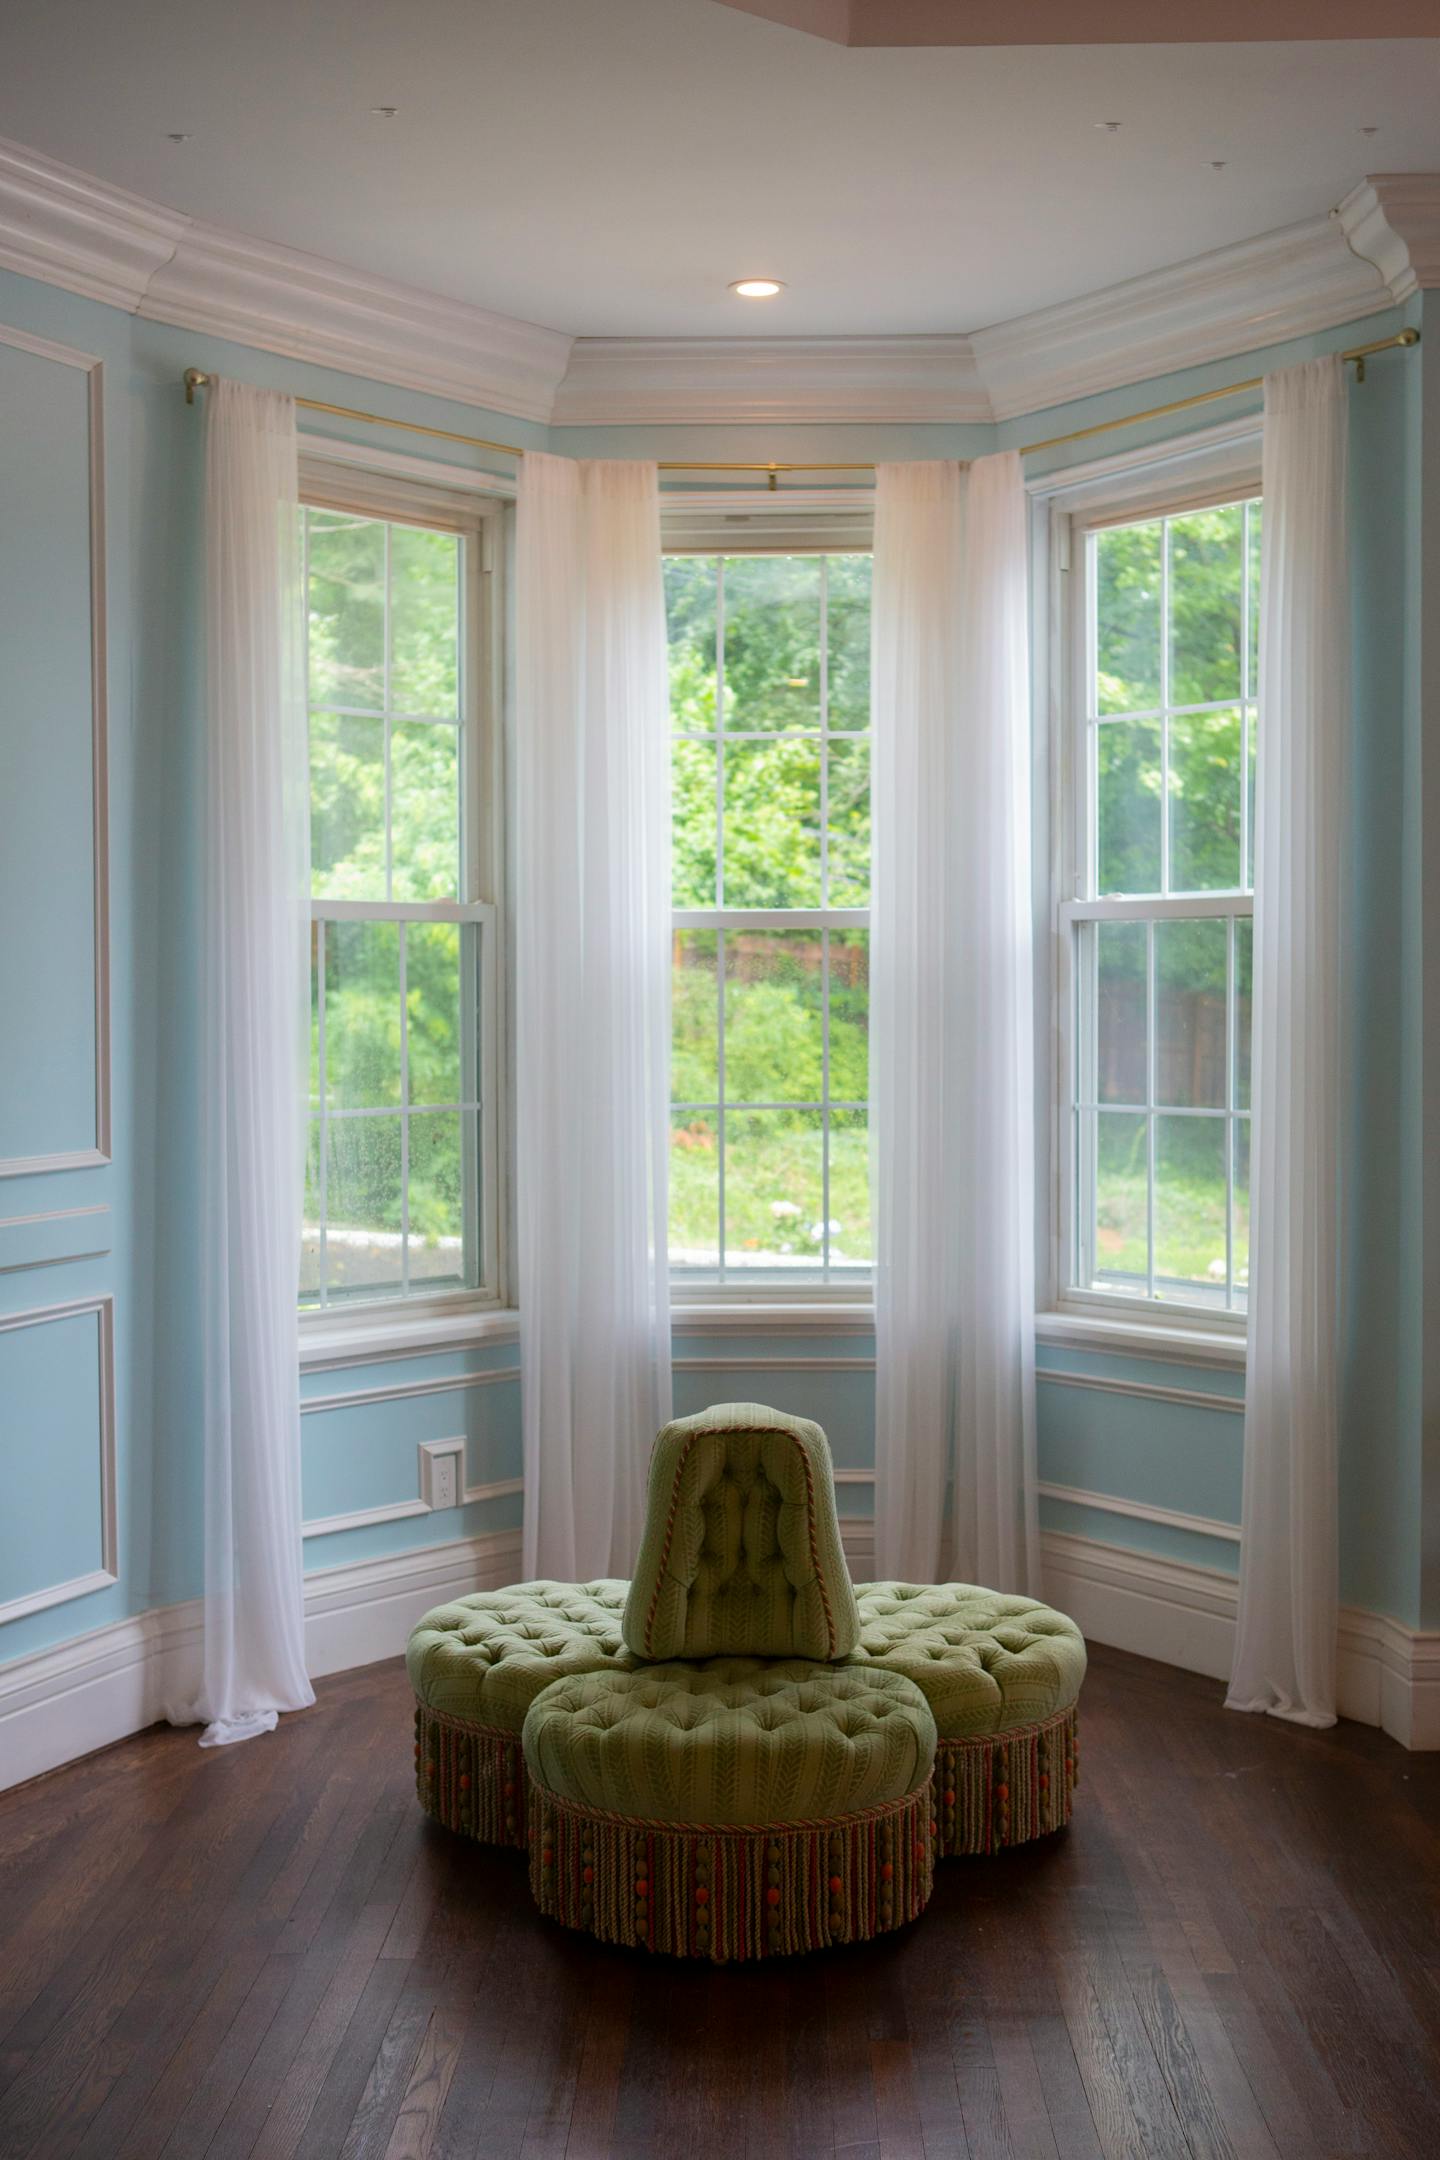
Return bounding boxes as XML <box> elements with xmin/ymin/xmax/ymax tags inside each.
<box><xmin>182</xmin><ymin>328</ymin><xmax>1418</xmax><ymax>485</ymax></box>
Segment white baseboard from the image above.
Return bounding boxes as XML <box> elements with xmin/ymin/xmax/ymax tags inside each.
<box><xmin>4</xmin><ymin>1519</ymin><xmax>1436</xmax><ymax>1794</ymax></box>
<box><xmin>1040</xmin><ymin>1528</ymin><xmax>1440</xmax><ymax>1751</ymax></box>
<box><xmin>0</xmin><ymin>1528</ymin><xmax>523</xmax><ymax>1793</ymax></box>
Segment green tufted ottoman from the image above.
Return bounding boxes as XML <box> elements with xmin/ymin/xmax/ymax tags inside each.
<box><xmin>524</xmin><ymin>1659</ymin><xmax>937</xmax><ymax>1961</ymax></box>
<box><xmin>852</xmin><ymin>1584</ymin><xmax>1085</xmax><ymax>1856</ymax></box>
<box><xmin>407</xmin><ymin>1581</ymin><xmax>633</xmax><ymax>1847</ymax></box>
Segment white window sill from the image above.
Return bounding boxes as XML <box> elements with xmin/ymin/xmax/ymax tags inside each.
<box><xmin>1035</xmin><ymin>1308</ymin><xmax>1246</xmax><ymax>1370</ymax></box>
<box><xmin>671</xmin><ymin>1300</ymin><xmax>877</xmax><ymax>1337</ymax></box>
<box><xmin>298</xmin><ymin>1304</ymin><xmax>519</xmax><ymax>1373</ymax></box>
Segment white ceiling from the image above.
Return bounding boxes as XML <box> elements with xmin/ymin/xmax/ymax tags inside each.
<box><xmin>1</xmin><ymin>0</ymin><xmax>1436</xmax><ymax>340</ymax></box>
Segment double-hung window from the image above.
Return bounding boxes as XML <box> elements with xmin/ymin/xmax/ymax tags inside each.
<box><xmin>1059</xmin><ymin>491</ymin><xmax>1259</xmax><ymax>1320</ymax></box>
<box><xmin>665</xmin><ymin>551</ymin><xmax>872</xmax><ymax>1291</ymax></box>
<box><xmin>300</xmin><ymin>483</ymin><xmax>502</xmax><ymax>1313</ymax></box>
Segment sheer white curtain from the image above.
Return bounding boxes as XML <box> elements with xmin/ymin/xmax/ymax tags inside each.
<box><xmin>871</xmin><ymin>454</ymin><xmax>1039</xmax><ymax>1591</ymax></box>
<box><xmin>515</xmin><ymin>453</ymin><xmax>672</xmax><ymax>1581</ymax></box>
<box><xmin>1227</xmin><ymin>357</ymin><xmax>1348</xmax><ymax>1729</ymax></box>
<box><xmin>174</xmin><ymin>379</ymin><xmax>314</xmax><ymax>1745</ymax></box>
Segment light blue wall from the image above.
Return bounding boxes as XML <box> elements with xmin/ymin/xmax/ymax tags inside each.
<box><xmin>0</xmin><ymin>256</ymin><xmax>1431</xmax><ymax>1681</ymax></box>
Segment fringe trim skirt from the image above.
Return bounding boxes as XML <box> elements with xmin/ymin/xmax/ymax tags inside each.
<box><xmin>527</xmin><ymin>1778</ymin><xmax>937</xmax><ymax>1961</ymax></box>
<box><xmin>935</xmin><ymin>1707</ymin><xmax>1078</xmax><ymax>1856</ymax></box>
<box><xmin>413</xmin><ymin>1702</ymin><xmax>530</xmax><ymax>1850</ymax></box>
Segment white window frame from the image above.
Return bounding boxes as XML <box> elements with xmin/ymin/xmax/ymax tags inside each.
<box><xmin>298</xmin><ymin>466</ymin><xmax>508</xmax><ymax>1342</ymax></box>
<box><xmin>1046</xmin><ymin>454</ymin><xmax>1261</xmax><ymax>1341</ymax></box>
<box><xmin>663</xmin><ymin>505</ymin><xmax>874</xmax><ymax>1307</ymax></box>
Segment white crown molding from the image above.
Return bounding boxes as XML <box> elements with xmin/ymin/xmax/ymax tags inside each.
<box><xmin>141</xmin><ymin>221</ymin><xmax>571</xmax><ymax>423</ymax></box>
<box><xmin>0</xmin><ymin>131</ymin><xmax>571</xmax><ymax>424</ymax></box>
<box><xmin>1337</xmin><ymin>173</ymin><xmax>1440</xmax><ymax>301</ymax></box>
<box><xmin>972</xmin><ymin>213</ymin><xmax>1391</xmax><ymax>424</ymax></box>
<box><xmin>551</xmin><ymin>334</ymin><xmax>988</xmax><ymax>426</ymax></box>
<box><xmin>0</xmin><ymin>137</ymin><xmax>184</xmax><ymax>310</ymax></box>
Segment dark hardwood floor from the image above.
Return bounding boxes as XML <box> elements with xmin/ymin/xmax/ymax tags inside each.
<box><xmin>2</xmin><ymin>1645</ymin><xmax>1439</xmax><ymax>2159</ymax></box>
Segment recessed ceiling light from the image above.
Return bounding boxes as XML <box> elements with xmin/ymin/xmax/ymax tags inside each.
<box><xmin>1095</xmin><ymin>120</ymin><xmax>1122</xmax><ymax>133</ymax></box>
<box><xmin>370</xmin><ymin>105</ymin><xmax>399</xmax><ymax>119</ymax></box>
<box><xmin>1210</xmin><ymin>160</ymin><xmax>1227</xmax><ymax>171</ymax></box>
<box><xmin>166</xmin><ymin>131</ymin><xmax>192</xmax><ymax>144</ymax></box>
<box><xmin>730</xmin><ymin>278</ymin><xmax>784</xmax><ymax>299</ymax></box>
<box><xmin>1359</xmin><ymin>124</ymin><xmax>1380</xmax><ymax>136</ymax></box>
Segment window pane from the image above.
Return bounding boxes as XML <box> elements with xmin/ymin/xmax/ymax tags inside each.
<box><xmin>827</xmin><ymin>735</ymin><xmax>870</xmax><ymax>906</ymax></box>
<box><xmin>1232</xmin><ymin>1118</ymin><xmax>1250</xmax><ymax>1306</ymax></box>
<box><xmin>671</xmin><ymin>1110</ymin><xmax>720</xmax><ymax>1269</ymax></box>
<box><xmin>1169</xmin><ymin>708</ymin><xmax>1242</xmax><ymax>891</ymax></box>
<box><xmin>1154</xmin><ymin>1114</ymin><xmax>1227</xmax><ymax>1302</ymax></box>
<box><xmin>672</xmin><ymin>930</ymin><xmax>719</xmax><ymax>1104</ymax></box>
<box><xmin>1095</xmin><ymin>522</ymin><xmax>1161</xmax><ymax>716</ymax></box>
<box><xmin>1097</xmin><ymin>719</ymin><xmax>1162</xmax><ymax>895</ymax></box>
<box><xmin>829</xmin><ymin>932</ymin><xmax>869</xmax><ymax>1104</ymax></box>
<box><xmin>672</xmin><ymin>739</ymin><xmax>717</xmax><ymax>906</ymax></box>
<box><xmin>827</xmin><ymin>555</ymin><xmax>872</xmax><ymax>730</ymax></box>
<box><xmin>723</xmin><ymin>931</ymin><xmax>823</xmax><ymax>1103</ymax></box>
<box><xmin>408</xmin><ymin>1110</ymin><xmax>470</xmax><ymax>1288</ymax></box>
<box><xmin>1092</xmin><ymin>1110</ymin><xmax>1147</xmax><ymax>1292</ymax></box>
<box><xmin>390</xmin><ymin>525</ymin><xmax>459</xmax><ymax>718</ymax></box>
<box><xmin>830</xmin><ymin>1106</ymin><xmax>871</xmax><ymax>1266</ymax></box>
<box><xmin>325</xmin><ymin>1116</ymin><xmax>404</xmax><ymax>1300</ymax></box>
<box><xmin>1096</xmin><ymin>921</ymin><xmax>1146</xmax><ymax>1106</ymax></box>
<box><xmin>321</xmin><ymin>921</ymin><xmax>401</xmax><ymax>1108</ymax></box>
<box><xmin>310</xmin><ymin>711</ymin><xmax>385</xmax><ymax>899</ymax></box>
<box><xmin>665</xmin><ymin>558</ymin><xmax>718</xmax><ymax>732</ymax></box>
<box><xmin>307</xmin><ymin>510</ymin><xmax>384</xmax><ymax>711</ymax></box>
<box><xmin>1155</xmin><ymin>918</ymin><xmax>1227</xmax><ymax>1109</ymax></box>
<box><xmin>406</xmin><ymin>921</ymin><xmax>466</xmax><ymax>1107</ymax></box>
<box><xmin>723</xmin><ymin>737</ymin><xmax>821</xmax><ymax>907</ymax></box>
<box><xmin>1169</xmin><ymin>504</ymin><xmax>1243</xmax><ymax>707</ymax></box>
<box><xmin>390</xmin><ymin>720</ymin><xmax>459</xmax><ymax>901</ymax></box>
<box><xmin>1246</xmin><ymin>501</ymin><xmax>1262</xmax><ymax>699</ymax></box>
<box><xmin>725</xmin><ymin>1109</ymin><xmax>824</xmax><ymax>1269</ymax></box>
<box><xmin>301</xmin><ymin>1124</ymin><xmax>322</xmax><ymax>1302</ymax></box>
<box><xmin>723</xmin><ymin>557</ymin><xmax>822</xmax><ymax>733</ymax></box>
<box><xmin>1234</xmin><ymin>918</ymin><xmax>1252</xmax><ymax>1111</ymax></box>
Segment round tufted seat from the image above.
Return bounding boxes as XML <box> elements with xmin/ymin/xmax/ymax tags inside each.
<box><xmin>524</xmin><ymin>1659</ymin><xmax>936</xmax><ymax>1960</ymax></box>
<box><xmin>408</xmin><ymin>1582</ymin><xmax>634</xmax><ymax>1846</ymax></box>
<box><xmin>852</xmin><ymin>1584</ymin><xmax>1086</xmax><ymax>1855</ymax></box>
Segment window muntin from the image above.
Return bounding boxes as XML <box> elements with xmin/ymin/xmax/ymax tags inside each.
<box><xmin>667</xmin><ymin>552</ymin><xmax>871</xmax><ymax>1286</ymax></box>
<box><xmin>301</xmin><ymin>503</ymin><xmax>498</xmax><ymax>1311</ymax></box>
<box><xmin>1064</xmin><ymin>497</ymin><xmax>1258</xmax><ymax>1317</ymax></box>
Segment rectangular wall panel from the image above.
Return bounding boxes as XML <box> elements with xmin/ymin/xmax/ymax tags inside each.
<box><xmin>0</xmin><ymin>329</ymin><xmax>108</xmax><ymax>1174</ymax></box>
<box><xmin>0</xmin><ymin>1297</ymin><xmax>116</xmax><ymax>1625</ymax></box>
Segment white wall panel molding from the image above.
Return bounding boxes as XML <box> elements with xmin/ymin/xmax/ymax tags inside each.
<box><xmin>300</xmin><ymin>1364</ymin><xmax>519</xmax><ymax>1416</ymax></box>
<box><xmin>301</xmin><ymin>1474</ymin><xmax>523</xmax><ymax>1541</ymax></box>
<box><xmin>1337</xmin><ymin>174</ymin><xmax>1440</xmax><ymax>301</ymax></box>
<box><xmin>0</xmin><ymin>326</ymin><xmax>110</xmax><ymax>1179</ymax></box>
<box><xmin>1034</xmin><ymin>1308</ymin><xmax>1246</xmax><ymax>1369</ymax></box>
<box><xmin>0</xmin><ymin>137</ymin><xmax>184</xmax><ymax>309</ymax></box>
<box><xmin>1037</xmin><ymin>1367</ymin><xmax>1244</xmax><ymax>1416</ymax></box>
<box><xmin>141</xmin><ymin>221</ymin><xmax>571</xmax><ymax>423</ymax></box>
<box><xmin>973</xmin><ymin>213</ymin><xmax>1391</xmax><ymax>423</ymax></box>
<box><xmin>0</xmin><ymin>1294</ymin><xmax>116</xmax><ymax>1626</ymax></box>
<box><xmin>0</xmin><ymin>1203</ymin><xmax>110</xmax><ymax>1273</ymax></box>
<box><xmin>1036</xmin><ymin>1481</ymin><xmax>1238</xmax><ymax>1545</ymax></box>
<box><xmin>552</xmin><ymin>333</ymin><xmax>987</xmax><ymax>425</ymax></box>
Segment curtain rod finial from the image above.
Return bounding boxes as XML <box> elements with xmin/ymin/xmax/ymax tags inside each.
<box><xmin>184</xmin><ymin>368</ymin><xmax>209</xmax><ymax>405</ymax></box>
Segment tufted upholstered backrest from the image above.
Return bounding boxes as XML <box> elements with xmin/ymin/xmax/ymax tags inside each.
<box><xmin>621</xmin><ymin>1402</ymin><xmax>860</xmax><ymax>1661</ymax></box>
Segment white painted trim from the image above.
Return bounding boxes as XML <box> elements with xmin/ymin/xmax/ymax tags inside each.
<box><xmin>1036</xmin><ymin>1481</ymin><xmax>1238</xmax><ymax>1544</ymax></box>
<box><xmin>1336</xmin><ymin>175</ymin><xmax>1440</xmax><ymax>301</ymax></box>
<box><xmin>0</xmin><ymin>1527</ymin><xmax>525</xmax><ymax>1791</ymax></box>
<box><xmin>972</xmin><ymin>213</ymin><xmax>1390</xmax><ymax>423</ymax></box>
<box><xmin>1037</xmin><ymin>1367</ymin><xmax>1244</xmax><ymax>1416</ymax></box>
<box><xmin>300</xmin><ymin>1364</ymin><xmax>518</xmax><ymax>1416</ymax></box>
<box><xmin>463</xmin><ymin>1475</ymin><xmax>524</xmax><ymax>1507</ymax></box>
<box><xmin>0</xmin><ymin>328</ymin><xmax>110</xmax><ymax>1180</ymax></box>
<box><xmin>1039</xmin><ymin>1528</ymin><xmax>1440</xmax><ymax>1751</ymax></box>
<box><xmin>674</xmin><ymin>1354</ymin><xmax>875</xmax><ymax>1373</ymax></box>
<box><xmin>302</xmin><ymin>1498</ymin><xmax>432</xmax><ymax>1540</ymax></box>
<box><xmin>299</xmin><ymin>430</ymin><xmax>518</xmax><ymax>501</ymax></box>
<box><xmin>0</xmin><ymin>1295</ymin><xmax>116</xmax><ymax>1625</ymax></box>
<box><xmin>0</xmin><ymin>134</ymin><xmax>1427</xmax><ymax>435</ymax></box>
<box><xmin>671</xmin><ymin>1301</ymin><xmax>875</xmax><ymax>1337</ymax></box>
<box><xmin>299</xmin><ymin>1302</ymin><xmax>519</xmax><ymax>1372</ymax></box>
<box><xmin>1034</xmin><ymin>1307</ymin><xmax>1246</xmax><ymax>1369</ymax></box>
<box><xmin>553</xmin><ymin>333</ymin><xmax>987</xmax><ymax>425</ymax></box>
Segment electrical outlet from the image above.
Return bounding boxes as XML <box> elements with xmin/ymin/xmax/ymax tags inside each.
<box><xmin>419</xmin><ymin>1438</ymin><xmax>465</xmax><ymax>1512</ymax></box>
